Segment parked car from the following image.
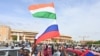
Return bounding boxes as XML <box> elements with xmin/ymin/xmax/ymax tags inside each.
<box><xmin>0</xmin><ymin>47</ymin><xmax>31</xmax><ymax>56</ymax></box>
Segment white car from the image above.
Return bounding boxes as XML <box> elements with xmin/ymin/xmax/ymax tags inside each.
<box><xmin>0</xmin><ymin>47</ymin><xmax>31</xmax><ymax>56</ymax></box>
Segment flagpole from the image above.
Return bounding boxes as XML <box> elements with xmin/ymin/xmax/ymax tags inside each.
<box><xmin>53</xmin><ymin>1</ymin><xmax>60</xmax><ymax>45</ymax></box>
<box><xmin>31</xmin><ymin>36</ymin><xmax>37</xmax><ymax>55</ymax></box>
<box><xmin>29</xmin><ymin>2</ymin><xmax>60</xmax><ymax>55</ymax></box>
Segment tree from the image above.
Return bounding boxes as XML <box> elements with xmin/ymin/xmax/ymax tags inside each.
<box><xmin>86</xmin><ymin>40</ymin><xmax>100</xmax><ymax>45</ymax></box>
<box><xmin>93</xmin><ymin>40</ymin><xmax>100</xmax><ymax>44</ymax></box>
<box><xmin>86</xmin><ymin>41</ymin><xmax>93</xmax><ymax>45</ymax></box>
<box><xmin>12</xmin><ymin>35</ymin><xmax>17</xmax><ymax>41</ymax></box>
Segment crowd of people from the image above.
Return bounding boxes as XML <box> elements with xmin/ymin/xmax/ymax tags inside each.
<box><xmin>18</xmin><ymin>44</ymin><xmax>68</xmax><ymax>56</ymax></box>
<box><xmin>0</xmin><ymin>40</ymin><xmax>31</xmax><ymax>47</ymax></box>
<box><xmin>18</xmin><ymin>43</ymin><xmax>100</xmax><ymax>56</ymax></box>
<box><xmin>18</xmin><ymin>46</ymin><xmax>30</xmax><ymax>56</ymax></box>
<box><xmin>0</xmin><ymin>41</ymin><xmax>100</xmax><ymax>56</ymax></box>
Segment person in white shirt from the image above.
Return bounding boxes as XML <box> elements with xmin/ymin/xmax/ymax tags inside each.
<box><xmin>53</xmin><ymin>49</ymin><xmax>61</xmax><ymax>56</ymax></box>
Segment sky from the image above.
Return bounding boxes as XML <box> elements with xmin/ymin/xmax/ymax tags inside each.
<box><xmin>0</xmin><ymin>0</ymin><xmax>100</xmax><ymax>41</ymax></box>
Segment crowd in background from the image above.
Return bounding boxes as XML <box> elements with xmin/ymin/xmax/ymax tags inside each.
<box><xmin>0</xmin><ymin>41</ymin><xmax>100</xmax><ymax>56</ymax></box>
<box><xmin>0</xmin><ymin>40</ymin><xmax>31</xmax><ymax>47</ymax></box>
<box><xmin>30</xmin><ymin>44</ymin><xmax>100</xmax><ymax>56</ymax></box>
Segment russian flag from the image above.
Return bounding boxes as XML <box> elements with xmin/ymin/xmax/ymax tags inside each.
<box><xmin>81</xmin><ymin>50</ymin><xmax>95</xmax><ymax>56</ymax></box>
<box><xmin>85</xmin><ymin>51</ymin><xmax>95</xmax><ymax>56</ymax></box>
<box><xmin>86</xmin><ymin>51</ymin><xmax>100</xmax><ymax>56</ymax></box>
<box><xmin>35</xmin><ymin>21</ymin><xmax>60</xmax><ymax>44</ymax></box>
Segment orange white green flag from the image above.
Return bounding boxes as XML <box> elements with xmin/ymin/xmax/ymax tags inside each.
<box><xmin>28</xmin><ymin>3</ymin><xmax>56</xmax><ymax>19</ymax></box>
<box><xmin>28</xmin><ymin>2</ymin><xmax>60</xmax><ymax>44</ymax></box>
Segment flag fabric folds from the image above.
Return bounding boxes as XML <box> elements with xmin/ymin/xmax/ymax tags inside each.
<box><xmin>85</xmin><ymin>51</ymin><xmax>95</xmax><ymax>56</ymax></box>
<box><xmin>28</xmin><ymin>2</ymin><xmax>60</xmax><ymax>44</ymax></box>
<box><xmin>28</xmin><ymin>3</ymin><xmax>56</xmax><ymax>19</ymax></box>
<box><xmin>85</xmin><ymin>51</ymin><xmax>100</xmax><ymax>56</ymax></box>
<box><xmin>35</xmin><ymin>21</ymin><xmax>60</xmax><ymax>44</ymax></box>
<box><xmin>81</xmin><ymin>50</ymin><xmax>95</xmax><ymax>56</ymax></box>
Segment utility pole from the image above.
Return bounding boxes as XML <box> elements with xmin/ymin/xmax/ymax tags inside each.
<box><xmin>79</xmin><ymin>35</ymin><xmax>89</xmax><ymax>45</ymax></box>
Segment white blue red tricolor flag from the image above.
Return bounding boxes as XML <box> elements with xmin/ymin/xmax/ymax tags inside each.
<box><xmin>81</xmin><ymin>50</ymin><xmax>100</xmax><ymax>56</ymax></box>
<box><xmin>35</xmin><ymin>21</ymin><xmax>60</xmax><ymax>44</ymax></box>
<box><xmin>28</xmin><ymin>2</ymin><xmax>60</xmax><ymax>44</ymax></box>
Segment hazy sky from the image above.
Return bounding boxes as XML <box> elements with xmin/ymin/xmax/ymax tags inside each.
<box><xmin>0</xmin><ymin>0</ymin><xmax>100</xmax><ymax>41</ymax></box>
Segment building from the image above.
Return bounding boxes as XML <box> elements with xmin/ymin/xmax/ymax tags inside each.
<box><xmin>0</xmin><ymin>25</ymin><xmax>72</xmax><ymax>43</ymax></box>
<box><xmin>0</xmin><ymin>25</ymin><xmax>11</xmax><ymax>42</ymax></box>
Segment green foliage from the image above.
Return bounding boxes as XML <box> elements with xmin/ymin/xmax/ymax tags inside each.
<box><xmin>53</xmin><ymin>39</ymin><xmax>57</xmax><ymax>43</ymax></box>
<box><xmin>86</xmin><ymin>40</ymin><xmax>100</xmax><ymax>45</ymax></box>
<box><xmin>86</xmin><ymin>41</ymin><xmax>93</xmax><ymax>45</ymax></box>
<box><xmin>12</xmin><ymin>35</ymin><xmax>17</xmax><ymax>40</ymax></box>
<box><xmin>93</xmin><ymin>40</ymin><xmax>100</xmax><ymax>44</ymax></box>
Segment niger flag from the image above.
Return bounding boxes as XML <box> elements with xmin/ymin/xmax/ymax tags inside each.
<box><xmin>28</xmin><ymin>3</ymin><xmax>56</xmax><ymax>19</ymax></box>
